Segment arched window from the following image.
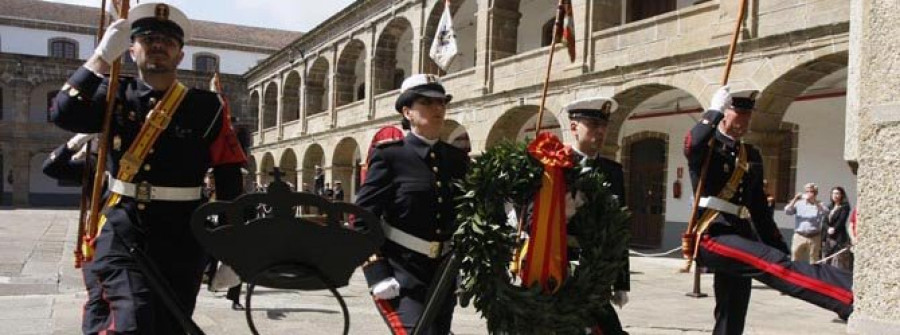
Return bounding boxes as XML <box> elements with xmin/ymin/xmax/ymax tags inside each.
<box><xmin>49</xmin><ymin>38</ymin><xmax>78</xmax><ymax>59</ymax></box>
<box><xmin>194</xmin><ymin>53</ymin><xmax>219</xmax><ymax>73</ymax></box>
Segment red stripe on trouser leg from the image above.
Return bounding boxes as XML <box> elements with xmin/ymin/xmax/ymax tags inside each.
<box><xmin>375</xmin><ymin>298</ymin><xmax>408</xmax><ymax>335</ymax></box>
<box><xmin>701</xmin><ymin>237</ymin><xmax>853</xmax><ymax>305</ymax></box>
<box><xmin>591</xmin><ymin>326</ymin><xmax>605</xmax><ymax>335</ymax></box>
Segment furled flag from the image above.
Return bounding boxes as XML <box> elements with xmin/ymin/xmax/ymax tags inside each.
<box><xmin>429</xmin><ymin>0</ymin><xmax>459</xmax><ymax>71</ymax></box>
<box><xmin>558</xmin><ymin>0</ymin><xmax>577</xmax><ymax>62</ymax></box>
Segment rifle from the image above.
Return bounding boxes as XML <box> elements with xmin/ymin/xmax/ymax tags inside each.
<box><xmin>80</xmin><ymin>0</ymin><xmax>131</xmax><ymax>265</ymax></box>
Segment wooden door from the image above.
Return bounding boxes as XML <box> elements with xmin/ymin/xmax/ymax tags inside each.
<box><xmin>627</xmin><ymin>138</ymin><xmax>667</xmax><ymax>248</ymax></box>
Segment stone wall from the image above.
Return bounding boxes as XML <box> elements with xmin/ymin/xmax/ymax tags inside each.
<box><xmin>847</xmin><ymin>0</ymin><xmax>900</xmax><ymax>333</ymax></box>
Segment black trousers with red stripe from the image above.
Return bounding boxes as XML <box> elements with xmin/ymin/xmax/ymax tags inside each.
<box><xmin>698</xmin><ymin>233</ymin><xmax>853</xmax><ymax>335</ymax></box>
<box><xmin>371</xmin><ymin>258</ymin><xmax>455</xmax><ymax>335</ymax></box>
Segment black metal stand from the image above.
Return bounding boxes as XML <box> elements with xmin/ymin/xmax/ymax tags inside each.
<box><xmin>244</xmin><ymin>264</ymin><xmax>350</xmax><ymax>335</ymax></box>
<box><xmin>685</xmin><ymin>265</ymin><xmax>708</xmax><ymax>298</ymax></box>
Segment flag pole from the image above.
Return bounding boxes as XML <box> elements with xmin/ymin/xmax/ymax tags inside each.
<box><xmin>511</xmin><ymin>0</ymin><xmax>567</xmax><ymax>274</ymax></box>
<box><xmin>533</xmin><ymin>0</ymin><xmax>567</xmax><ymax>137</ymax></box>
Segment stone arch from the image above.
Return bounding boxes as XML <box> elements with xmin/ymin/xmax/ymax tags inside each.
<box><xmin>282</xmin><ymin>71</ymin><xmax>301</xmax><ymax>123</ymax></box>
<box><xmin>279</xmin><ymin>148</ymin><xmax>298</xmax><ymax>189</ymax></box>
<box><xmin>606</xmin><ymin>83</ymin><xmax>702</xmax><ymax>153</ymax></box>
<box><xmin>485</xmin><ymin>105</ymin><xmax>562</xmax><ymax>149</ymax></box>
<box><xmin>248</xmin><ymin>90</ymin><xmax>260</xmax><ymax>132</ymax></box>
<box><xmin>441</xmin><ymin>119</ymin><xmax>471</xmax><ymax>153</ymax></box>
<box><xmin>336</xmin><ymin>39</ymin><xmax>366</xmax><ymax>107</ymax></box>
<box><xmin>301</xmin><ymin>144</ymin><xmax>326</xmax><ymax>192</ymax></box>
<box><xmin>306</xmin><ymin>57</ymin><xmax>330</xmax><ymax>115</ymax></box>
<box><xmin>332</xmin><ymin>137</ymin><xmax>361</xmax><ymax>200</ymax></box>
<box><xmin>373</xmin><ymin>17</ymin><xmax>414</xmax><ymax>94</ymax></box>
<box><xmin>262</xmin><ymin>82</ymin><xmax>278</xmax><ymax>129</ymax></box>
<box><xmin>752</xmin><ymin>51</ymin><xmax>849</xmax><ymax>133</ymax></box>
<box><xmin>749</xmin><ymin>52</ymin><xmax>849</xmax><ymax>204</ymax></box>
<box><xmin>423</xmin><ymin>0</ymin><xmax>478</xmax><ymax>74</ymax></box>
<box><xmin>259</xmin><ymin>152</ymin><xmax>276</xmax><ymax>187</ymax></box>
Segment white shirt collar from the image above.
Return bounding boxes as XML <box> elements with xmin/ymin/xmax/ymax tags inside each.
<box><xmin>410</xmin><ymin>130</ymin><xmax>439</xmax><ymax>146</ymax></box>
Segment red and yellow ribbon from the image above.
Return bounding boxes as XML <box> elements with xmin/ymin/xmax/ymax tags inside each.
<box><xmin>519</xmin><ymin>132</ymin><xmax>573</xmax><ymax>293</ymax></box>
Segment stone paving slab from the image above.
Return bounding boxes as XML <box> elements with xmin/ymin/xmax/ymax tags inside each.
<box><xmin>0</xmin><ymin>209</ymin><xmax>851</xmax><ymax>334</ymax></box>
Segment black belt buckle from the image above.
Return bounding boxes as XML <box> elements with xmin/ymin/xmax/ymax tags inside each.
<box><xmin>135</xmin><ymin>181</ymin><xmax>152</xmax><ymax>203</ymax></box>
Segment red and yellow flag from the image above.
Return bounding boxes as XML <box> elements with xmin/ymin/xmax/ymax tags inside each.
<box><xmin>559</xmin><ymin>0</ymin><xmax>577</xmax><ymax>62</ymax></box>
<box><xmin>519</xmin><ymin>132</ymin><xmax>573</xmax><ymax>293</ymax></box>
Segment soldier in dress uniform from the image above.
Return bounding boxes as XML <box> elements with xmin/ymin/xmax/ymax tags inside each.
<box><xmin>42</xmin><ymin>133</ymin><xmax>108</xmax><ymax>335</ymax></box>
<box><xmin>685</xmin><ymin>86</ymin><xmax>853</xmax><ymax>334</ymax></box>
<box><xmin>50</xmin><ymin>3</ymin><xmax>246</xmax><ymax>334</ymax></box>
<box><xmin>563</xmin><ymin>97</ymin><xmax>630</xmax><ymax>335</ymax></box>
<box><xmin>355</xmin><ymin>74</ymin><xmax>469</xmax><ymax>334</ymax></box>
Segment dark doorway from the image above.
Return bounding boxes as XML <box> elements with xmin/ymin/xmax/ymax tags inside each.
<box><xmin>627</xmin><ymin>138</ymin><xmax>666</xmax><ymax>248</ymax></box>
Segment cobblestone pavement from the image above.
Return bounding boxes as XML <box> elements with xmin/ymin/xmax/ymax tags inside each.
<box><xmin>0</xmin><ymin>209</ymin><xmax>847</xmax><ymax>334</ymax></box>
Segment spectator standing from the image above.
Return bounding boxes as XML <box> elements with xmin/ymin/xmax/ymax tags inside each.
<box><xmin>785</xmin><ymin>183</ymin><xmax>827</xmax><ymax>263</ymax></box>
<box><xmin>333</xmin><ymin>181</ymin><xmax>345</xmax><ymax>202</ymax></box>
<box><xmin>823</xmin><ymin>186</ymin><xmax>852</xmax><ymax>270</ymax></box>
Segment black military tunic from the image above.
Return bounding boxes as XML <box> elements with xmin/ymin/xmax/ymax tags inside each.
<box><xmin>51</xmin><ymin>66</ymin><xmax>245</xmax><ymax>334</ymax></box>
<box><xmin>355</xmin><ymin>133</ymin><xmax>468</xmax><ymax>335</ymax></box>
<box><xmin>566</xmin><ymin>151</ymin><xmax>630</xmax><ymax>335</ymax></box>
<box><xmin>684</xmin><ymin>109</ymin><xmax>852</xmax><ymax>335</ymax></box>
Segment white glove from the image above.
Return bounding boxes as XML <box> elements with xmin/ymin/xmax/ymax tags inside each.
<box><xmin>66</xmin><ymin>133</ymin><xmax>96</xmax><ymax>150</ymax></box>
<box><xmin>611</xmin><ymin>290</ymin><xmax>629</xmax><ymax>308</ymax></box>
<box><xmin>827</xmin><ymin>227</ymin><xmax>836</xmax><ymax>235</ymax></box>
<box><xmin>709</xmin><ymin>85</ymin><xmax>732</xmax><ymax>112</ymax></box>
<box><xmin>94</xmin><ymin>19</ymin><xmax>132</xmax><ymax>64</ymax></box>
<box><xmin>371</xmin><ymin>277</ymin><xmax>401</xmax><ymax>300</ymax></box>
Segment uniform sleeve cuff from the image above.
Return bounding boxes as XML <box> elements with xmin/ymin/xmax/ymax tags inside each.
<box><xmin>69</xmin><ymin>66</ymin><xmax>105</xmax><ymax>94</ymax></box>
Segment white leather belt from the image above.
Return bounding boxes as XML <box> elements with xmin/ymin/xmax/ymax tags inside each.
<box><xmin>700</xmin><ymin>196</ymin><xmax>750</xmax><ymax>219</ymax></box>
<box><xmin>381</xmin><ymin>222</ymin><xmax>451</xmax><ymax>259</ymax></box>
<box><xmin>108</xmin><ymin>175</ymin><xmax>203</xmax><ymax>202</ymax></box>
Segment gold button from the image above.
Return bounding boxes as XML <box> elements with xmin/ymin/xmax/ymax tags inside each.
<box><xmin>430</xmin><ymin>152</ymin><xmax>436</xmax><ymax>159</ymax></box>
<box><xmin>143</xmin><ymin>164</ymin><xmax>151</xmax><ymax>171</ymax></box>
<box><xmin>436</xmin><ymin>181</ymin><xmax>442</xmax><ymax>187</ymax></box>
<box><xmin>149</xmin><ymin>149</ymin><xmax>154</xmax><ymax>154</ymax></box>
<box><xmin>436</xmin><ymin>229</ymin><xmax>442</xmax><ymax>234</ymax></box>
<box><xmin>432</xmin><ymin>166</ymin><xmax>439</xmax><ymax>173</ymax></box>
<box><xmin>438</xmin><ymin>197</ymin><xmax>443</xmax><ymax>204</ymax></box>
<box><xmin>437</xmin><ymin>213</ymin><xmax>441</xmax><ymax>219</ymax></box>
<box><xmin>137</xmin><ymin>203</ymin><xmax>146</xmax><ymax>210</ymax></box>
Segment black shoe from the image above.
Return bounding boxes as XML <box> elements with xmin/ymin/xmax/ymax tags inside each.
<box><xmin>231</xmin><ymin>302</ymin><xmax>244</xmax><ymax>311</ymax></box>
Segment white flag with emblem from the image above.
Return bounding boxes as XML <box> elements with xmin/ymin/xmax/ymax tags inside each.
<box><xmin>429</xmin><ymin>1</ymin><xmax>458</xmax><ymax>71</ymax></box>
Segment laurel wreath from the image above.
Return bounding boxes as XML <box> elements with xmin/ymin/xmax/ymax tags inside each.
<box><xmin>454</xmin><ymin>141</ymin><xmax>630</xmax><ymax>334</ymax></box>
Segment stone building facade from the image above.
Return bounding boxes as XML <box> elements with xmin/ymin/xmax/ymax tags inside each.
<box><xmin>246</xmin><ymin>0</ymin><xmax>853</xmax><ymax>251</ymax></box>
<box><xmin>846</xmin><ymin>0</ymin><xmax>900</xmax><ymax>333</ymax></box>
<box><xmin>0</xmin><ymin>0</ymin><xmax>301</xmax><ymax>206</ymax></box>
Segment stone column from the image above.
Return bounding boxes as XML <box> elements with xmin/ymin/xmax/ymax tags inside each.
<box><xmin>473</xmin><ymin>0</ymin><xmax>491</xmax><ymax>94</ymax></box>
<box><xmin>847</xmin><ymin>1</ymin><xmax>900</xmax><ymax>333</ymax></box>
<box><xmin>299</xmin><ymin>68</ymin><xmax>308</xmax><ymax>135</ymax></box>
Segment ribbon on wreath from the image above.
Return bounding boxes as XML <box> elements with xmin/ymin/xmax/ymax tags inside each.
<box><xmin>519</xmin><ymin>132</ymin><xmax>573</xmax><ymax>293</ymax></box>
